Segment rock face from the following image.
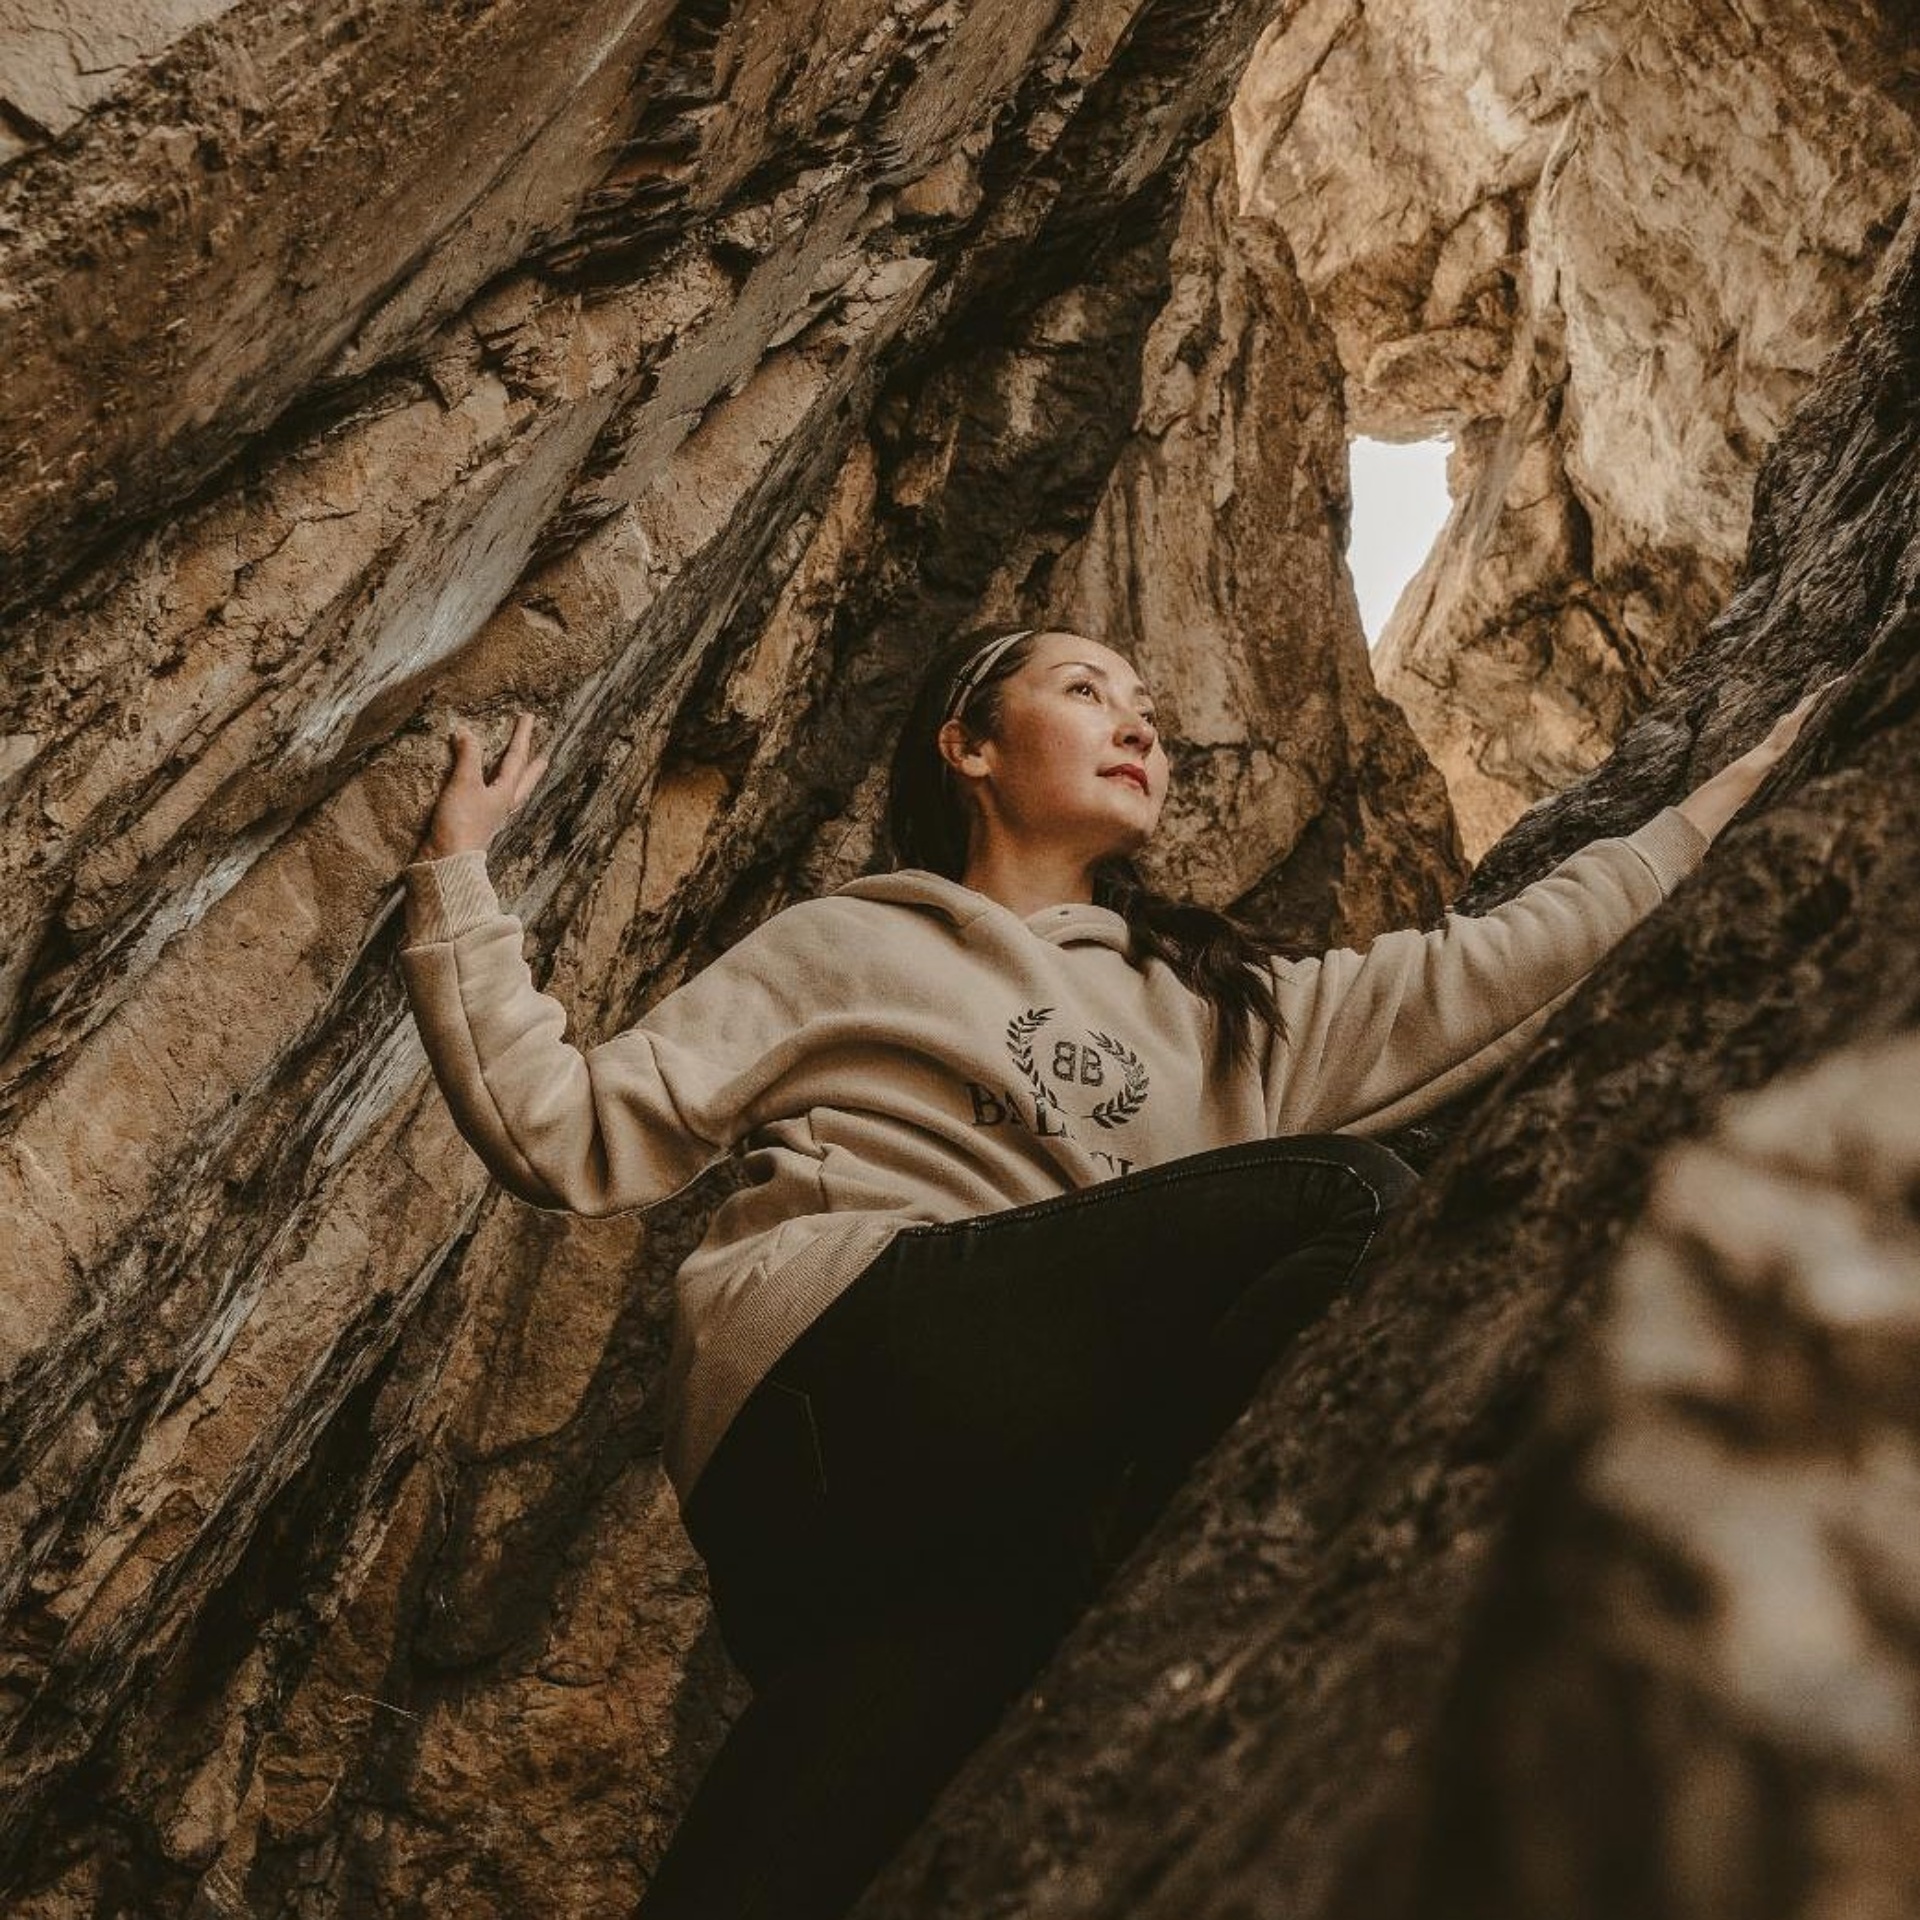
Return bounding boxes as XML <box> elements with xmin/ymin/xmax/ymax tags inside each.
<box><xmin>1415</xmin><ymin>1031</ymin><xmax>1920</xmax><ymax>1920</ymax></box>
<box><xmin>1237</xmin><ymin>0</ymin><xmax>1920</xmax><ymax>854</ymax></box>
<box><xmin>1049</xmin><ymin>128</ymin><xmax>1461</xmax><ymax>946</ymax></box>
<box><xmin>0</xmin><ymin>3</ymin><xmax>1459</xmax><ymax>1914</ymax></box>
<box><xmin>849</xmin><ymin>179</ymin><xmax>1920</xmax><ymax>1920</ymax></box>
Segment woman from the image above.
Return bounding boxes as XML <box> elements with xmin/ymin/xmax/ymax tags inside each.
<box><xmin>400</xmin><ymin>626</ymin><xmax>1814</xmax><ymax>1918</ymax></box>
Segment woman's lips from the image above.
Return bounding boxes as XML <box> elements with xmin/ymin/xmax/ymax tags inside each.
<box><xmin>1102</xmin><ymin>766</ymin><xmax>1150</xmax><ymax>793</ymax></box>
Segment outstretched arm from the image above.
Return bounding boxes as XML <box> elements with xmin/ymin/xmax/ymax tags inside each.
<box><xmin>1264</xmin><ymin>682</ymin><xmax>1833</xmax><ymax>1139</ymax></box>
<box><xmin>399</xmin><ymin>713</ymin><xmax>767</xmax><ymax>1216</ymax></box>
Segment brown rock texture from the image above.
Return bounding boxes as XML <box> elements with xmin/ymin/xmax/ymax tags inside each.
<box><xmin>1236</xmin><ymin>0</ymin><xmax>1920</xmax><ymax>854</ymax></box>
<box><xmin>1414</xmin><ymin>1032</ymin><xmax>1920</xmax><ymax>1920</ymax></box>
<box><xmin>0</xmin><ymin>1</ymin><xmax>1460</xmax><ymax>1914</ymax></box>
<box><xmin>847</xmin><ymin>177</ymin><xmax>1920</xmax><ymax>1920</ymax></box>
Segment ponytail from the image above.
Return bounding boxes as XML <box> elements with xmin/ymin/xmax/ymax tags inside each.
<box><xmin>1088</xmin><ymin>856</ymin><xmax>1284</xmax><ymax>1073</ymax></box>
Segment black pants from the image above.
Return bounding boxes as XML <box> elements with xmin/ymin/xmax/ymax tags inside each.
<box><xmin>635</xmin><ymin>1133</ymin><xmax>1420</xmax><ymax>1920</ymax></box>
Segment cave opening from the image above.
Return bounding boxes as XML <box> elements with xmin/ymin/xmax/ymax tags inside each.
<box><xmin>1346</xmin><ymin>434</ymin><xmax>1453</xmax><ymax>647</ymax></box>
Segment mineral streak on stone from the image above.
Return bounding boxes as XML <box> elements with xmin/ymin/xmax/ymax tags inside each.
<box><xmin>0</xmin><ymin>0</ymin><xmax>1467</xmax><ymax>1912</ymax></box>
<box><xmin>1237</xmin><ymin>0</ymin><xmax>1920</xmax><ymax>855</ymax></box>
<box><xmin>847</xmin><ymin>179</ymin><xmax>1920</xmax><ymax>1920</ymax></box>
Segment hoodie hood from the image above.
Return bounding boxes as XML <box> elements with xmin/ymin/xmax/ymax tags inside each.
<box><xmin>830</xmin><ymin>868</ymin><xmax>1133</xmax><ymax>953</ymax></box>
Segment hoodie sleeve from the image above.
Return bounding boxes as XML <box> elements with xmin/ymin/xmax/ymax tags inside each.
<box><xmin>398</xmin><ymin>850</ymin><xmax>815</xmax><ymax>1216</ymax></box>
<box><xmin>1263</xmin><ymin>805</ymin><xmax>1711</xmax><ymax>1139</ymax></box>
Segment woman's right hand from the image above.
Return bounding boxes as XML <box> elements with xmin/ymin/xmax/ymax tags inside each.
<box><xmin>416</xmin><ymin>713</ymin><xmax>550</xmax><ymax>862</ymax></box>
<box><xmin>1674</xmin><ymin>679</ymin><xmax>1834</xmax><ymax>842</ymax></box>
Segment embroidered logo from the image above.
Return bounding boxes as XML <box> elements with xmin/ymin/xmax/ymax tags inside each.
<box><xmin>960</xmin><ymin>1007</ymin><xmax>1150</xmax><ymax>1176</ymax></box>
<box><xmin>980</xmin><ymin>1005</ymin><xmax>1152</xmax><ymax>1145</ymax></box>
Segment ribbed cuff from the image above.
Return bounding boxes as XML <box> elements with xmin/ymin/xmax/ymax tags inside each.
<box><xmin>1625</xmin><ymin>805</ymin><xmax>1713</xmax><ymax>894</ymax></box>
<box><xmin>401</xmin><ymin>850</ymin><xmax>503</xmax><ymax>946</ymax></box>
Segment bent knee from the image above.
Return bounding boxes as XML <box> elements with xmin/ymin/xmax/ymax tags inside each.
<box><xmin>1290</xmin><ymin>1132</ymin><xmax>1421</xmax><ymax>1215</ymax></box>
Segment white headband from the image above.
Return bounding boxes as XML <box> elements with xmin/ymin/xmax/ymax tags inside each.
<box><xmin>940</xmin><ymin>629</ymin><xmax>1036</xmax><ymax>726</ymax></box>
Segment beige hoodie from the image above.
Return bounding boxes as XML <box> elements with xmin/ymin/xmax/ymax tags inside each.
<box><xmin>400</xmin><ymin>804</ymin><xmax>1709</xmax><ymax>1497</ymax></box>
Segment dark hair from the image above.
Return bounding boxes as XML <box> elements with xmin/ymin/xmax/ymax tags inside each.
<box><xmin>884</xmin><ymin>624</ymin><xmax>1287</xmax><ymax>1073</ymax></box>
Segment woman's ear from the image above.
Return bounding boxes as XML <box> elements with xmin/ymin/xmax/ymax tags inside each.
<box><xmin>936</xmin><ymin>717</ymin><xmax>988</xmax><ymax>780</ymax></box>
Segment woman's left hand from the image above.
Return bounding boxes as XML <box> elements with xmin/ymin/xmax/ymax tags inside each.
<box><xmin>1675</xmin><ymin>678</ymin><xmax>1836</xmax><ymax>841</ymax></box>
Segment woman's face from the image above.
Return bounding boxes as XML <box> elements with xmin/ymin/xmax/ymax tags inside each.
<box><xmin>939</xmin><ymin>630</ymin><xmax>1169</xmax><ymax>859</ymax></box>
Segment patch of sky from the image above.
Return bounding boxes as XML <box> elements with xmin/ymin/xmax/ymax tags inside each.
<box><xmin>1347</xmin><ymin>436</ymin><xmax>1453</xmax><ymax>647</ymax></box>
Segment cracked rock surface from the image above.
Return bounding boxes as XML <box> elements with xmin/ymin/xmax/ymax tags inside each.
<box><xmin>1238</xmin><ymin>0</ymin><xmax>1919</xmax><ymax>854</ymax></box>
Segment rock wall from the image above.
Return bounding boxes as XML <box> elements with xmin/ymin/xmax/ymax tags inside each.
<box><xmin>1236</xmin><ymin>0</ymin><xmax>1920</xmax><ymax>853</ymax></box>
<box><xmin>0</xmin><ymin>2</ymin><xmax>1461</xmax><ymax>1912</ymax></box>
<box><xmin>1412</xmin><ymin>1031</ymin><xmax>1920</xmax><ymax>1920</ymax></box>
<box><xmin>1048</xmin><ymin>129</ymin><xmax>1460</xmax><ymax>944</ymax></box>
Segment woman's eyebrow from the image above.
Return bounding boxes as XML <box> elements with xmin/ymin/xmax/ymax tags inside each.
<box><xmin>1052</xmin><ymin>660</ymin><xmax>1155</xmax><ymax>702</ymax></box>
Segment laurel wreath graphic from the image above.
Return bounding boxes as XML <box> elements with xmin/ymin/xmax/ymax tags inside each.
<box><xmin>1085</xmin><ymin>1028</ymin><xmax>1150</xmax><ymax>1129</ymax></box>
<box><xmin>1003</xmin><ymin>1008</ymin><xmax>1150</xmax><ymax>1131</ymax></box>
<box><xmin>1006</xmin><ymin>1007</ymin><xmax>1065</xmax><ymax>1115</ymax></box>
